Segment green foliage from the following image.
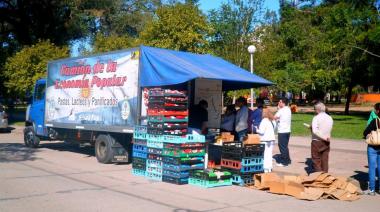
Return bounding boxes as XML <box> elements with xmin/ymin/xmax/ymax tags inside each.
<box><xmin>139</xmin><ymin>2</ymin><xmax>212</xmax><ymax>53</ymax></box>
<box><xmin>91</xmin><ymin>34</ymin><xmax>138</xmax><ymax>54</ymax></box>
<box><xmin>253</xmin><ymin>0</ymin><xmax>380</xmax><ymax>106</ymax></box>
<box><xmin>2</xmin><ymin>41</ymin><xmax>69</xmax><ymax>97</ymax></box>
<box><xmin>208</xmin><ymin>0</ymin><xmax>264</xmax><ymax>67</ymax></box>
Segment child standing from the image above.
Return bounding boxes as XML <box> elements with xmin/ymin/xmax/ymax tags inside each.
<box><xmin>255</xmin><ymin>108</ymin><xmax>276</xmax><ymax>172</ymax></box>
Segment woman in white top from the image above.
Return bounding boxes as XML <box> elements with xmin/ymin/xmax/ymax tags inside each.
<box><xmin>255</xmin><ymin>108</ymin><xmax>276</xmax><ymax>172</ymax></box>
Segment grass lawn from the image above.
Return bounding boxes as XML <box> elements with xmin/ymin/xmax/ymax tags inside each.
<box><xmin>291</xmin><ymin>113</ymin><xmax>368</xmax><ymax>140</ymax></box>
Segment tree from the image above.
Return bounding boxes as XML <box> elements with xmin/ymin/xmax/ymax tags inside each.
<box><xmin>317</xmin><ymin>0</ymin><xmax>380</xmax><ymax>114</ymax></box>
<box><xmin>139</xmin><ymin>2</ymin><xmax>212</xmax><ymax>53</ymax></box>
<box><xmin>90</xmin><ymin>33</ymin><xmax>138</xmax><ymax>54</ymax></box>
<box><xmin>208</xmin><ymin>0</ymin><xmax>264</xmax><ymax>67</ymax></box>
<box><xmin>2</xmin><ymin>41</ymin><xmax>69</xmax><ymax>97</ymax></box>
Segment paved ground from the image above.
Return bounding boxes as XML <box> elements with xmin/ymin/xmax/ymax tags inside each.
<box><xmin>0</xmin><ymin>126</ymin><xmax>378</xmax><ymax>212</ymax></box>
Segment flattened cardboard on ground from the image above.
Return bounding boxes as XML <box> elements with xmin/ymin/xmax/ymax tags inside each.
<box><xmin>298</xmin><ymin>187</ymin><xmax>324</xmax><ymax>201</ymax></box>
<box><xmin>284</xmin><ymin>181</ymin><xmax>304</xmax><ymax>198</ymax></box>
<box><xmin>302</xmin><ymin>172</ymin><xmax>323</xmax><ymax>183</ymax></box>
<box><xmin>304</xmin><ymin>182</ymin><xmax>331</xmax><ymax>188</ymax></box>
<box><xmin>268</xmin><ymin>180</ymin><xmax>285</xmax><ymax>194</ymax></box>
<box><xmin>331</xmin><ymin>178</ymin><xmax>348</xmax><ymax>189</ymax></box>
<box><xmin>321</xmin><ymin>176</ymin><xmax>336</xmax><ymax>184</ymax></box>
<box><xmin>254</xmin><ymin>173</ymin><xmax>281</xmax><ymax>190</ymax></box>
<box><xmin>345</xmin><ymin>182</ymin><xmax>358</xmax><ymax>194</ymax></box>
<box><xmin>283</xmin><ymin>175</ymin><xmax>303</xmax><ymax>184</ymax></box>
<box><xmin>315</xmin><ymin>173</ymin><xmax>330</xmax><ymax>182</ymax></box>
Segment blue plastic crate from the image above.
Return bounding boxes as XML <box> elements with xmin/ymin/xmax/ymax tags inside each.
<box><xmin>135</xmin><ymin>125</ymin><xmax>147</xmax><ymax>133</ymax></box>
<box><xmin>132</xmin><ymin>169</ymin><xmax>146</xmax><ymax>177</ymax></box>
<box><xmin>162</xmin><ymin>170</ymin><xmax>189</xmax><ymax>178</ymax></box>
<box><xmin>240</xmin><ymin>164</ymin><xmax>263</xmax><ymax>173</ymax></box>
<box><xmin>163</xmin><ymin>134</ymin><xmax>206</xmax><ymax>144</ymax></box>
<box><xmin>146</xmin><ymin>159</ymin><xmax>163</xmax><ymax>169</ymax></box>
<box><xmin>148</xmin><ymin>154</ymin><xmax>163</xmax><ymax>161</ymax></box>
<box><xmin>133</xmin><ymin>132</ymin><xmax>147</xmax><ymax>140</ymax></box>
<box><xmin>132</xmin><ymin>151</ymin><xmax>147</xmax><ymax>159</ymax></box>
<box><xmin>163</xmin><ymin>163</ymin><xmax>204</xmax><ymax>172</ymax></box>
<box><xmin>133</xmin><ymin>139</ymin><xmax>147</xmax><ymax>146</ymax></box>
<box><xmin>163</xmin><ymin>156</ymin><xmax>204</xmax><ymax>165</ymax></box>
<box><xmin>145</xmin><ymin>172</ymin><xmax>162</xmax><ymax>181</ymax></box>
<box><xmin>241</xmin><ymin>157</ymin><xmax>264</xmax><ymax>166</ymax></box>
<box><xmin>185</xmin><ymin>134</ymin><xmax>205</xmax><ymax>143</ymax></box>
<box><xmin>188</xmin><ymin>178</ymin><xmax>232</xmax><ymax>188</ymax></box>
<box><xmin>147</xmin><ymin>135</ymin><xmax>164</xmax><ymax>148</ymax></box>
<box><xmin>232</xmin><ymin>174</ymin><xmax>254</xmax><ymax>186</ymax></box>
<box><xmin>133</xmin><ymin>144</ymin><xmax>147</xmax><ymax>153</ymax></box>
<box><xmin>147</xmin><ymin>147</ymin><xmax>163</xmax><ymax>155</ymax></box>
<box><xmin>162</xmin><ymin>175</ymin><xmax>188</xmax><ymax>185</ymax></box>
<box><xmin>146</xmin><ymin>166</ymin><xmax>162</xmax><ymax>175</ymax></box>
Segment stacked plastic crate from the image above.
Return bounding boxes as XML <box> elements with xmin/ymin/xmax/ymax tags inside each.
<box><xmin>143</xmin><ymin>88</ymin><xmax>206</xmax><ymax>184</ymax></box>
<box><xmin>132</xmin><ymin>126</ymin><xmax>148</xmax><ymax>176</ymax></box>
<box><xmin>161</xmin><ymin>135</ymin><xmax>206</xmax><ymax>184</ymax></box>
<box><xmin>188</xmin><ymin>170</ymin><xmax>232</xmax><ymax>188</ymax></box>
<box><xmin>221</xmin><ymin>142</ymin><xmax>265</xmax><ymax>186</ymax></box>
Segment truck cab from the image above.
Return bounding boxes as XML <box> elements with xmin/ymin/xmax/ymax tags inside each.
<box><xmin>24</xmin><ymin>78</ymin><xmax>48</xmax><ymax>147</ymax></box>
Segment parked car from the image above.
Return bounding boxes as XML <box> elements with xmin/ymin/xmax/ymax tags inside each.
<box><xmin>0</xmin><ymin>105</ymin><xmax>9</xmax><ymax>132</ymax></box>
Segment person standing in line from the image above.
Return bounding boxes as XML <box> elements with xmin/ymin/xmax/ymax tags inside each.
<box><xmin>221</xmin><ymin>104</ymin><xmax>236</xmax><ymax>133</ymax></box>
<box><xmin>309</xmin><ymin>102</ymin><xmax>333</xmax><ymax>173</ymax></box>
<box><xmin>248</xmin><ymin>98</ymin><xmax>264</xmax><ymax>133</ymax></box>
<box><xmin>274</xmin><ymin>97</ymin><xmax>292</xmax><ymax>167</ymax></box>
<box><xmin>367</xmin><ymin>103</ymin><xmax>380</xmax><ymax>126</ymax></box>
<box><xmin>363</xmin><ymin>103</ymin><xmax>380</xmax><ymax>195</ymax></box>
<box><xmin>255</xmin><ymin>108</ymin><xmax>276</xmax><ymax>173</ymax></box>
<box><xmin>188</xmin><ymin>100</ymin><xmax>208</xmax><ymax>135</ymax></box>
<box><xmin>235</xmin><ymin>97</ymin><xmax>249</xmax><ymax>142</ymax></box>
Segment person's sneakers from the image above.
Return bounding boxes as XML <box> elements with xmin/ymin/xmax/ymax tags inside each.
<box><xmin>264</xmin><ymin>168</ymin><xmax>272</xmax><ymax>173</ymax></box>
<box><xmin>364</xmin><ymin>190</ymin><xmax>376</xmax><ymax>196</ymax></box>
<box><xmin>276</xmin><ymin>163</ymin><xmax>287</xmax><ymax>167</ymax></box>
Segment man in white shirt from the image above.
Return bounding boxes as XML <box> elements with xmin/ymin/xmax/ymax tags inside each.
<box><xmin>310</xmin><ymin>102</ymin><xmax>333</xmax><ymax>173</ymax></box>
<box><xmin>274</xmin><ymin>97</ymin><xmax>292</xmax><ymax>166</ymax></box>
<box><xmin>235</xmin><ymin>97</ymin><xmax>249</xmax><ymax>142</ymax></box>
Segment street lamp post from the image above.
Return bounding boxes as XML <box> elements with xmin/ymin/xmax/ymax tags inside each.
<box><xmin>248</xmin><ymin>45</ymin><xmax>256</xmax><ymax>109</ymax></box>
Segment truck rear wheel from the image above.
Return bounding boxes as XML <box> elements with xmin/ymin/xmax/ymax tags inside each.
<box><xmin>24</xmin><ymin>126</ymin><xmax>40</xmax><ymax>148</ymax></box>
<box><xmin>95</xmin><ymin>134</ymin><xmax>114</xmax><ymax>164</ymax></box>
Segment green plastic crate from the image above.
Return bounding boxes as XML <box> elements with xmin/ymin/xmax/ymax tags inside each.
<box><xmin>162</xmin><ymin>148</ymin><xmax>205</xmax><ymax>157</ymax></box>
<box><xmin>188</xmin><ymin>178</ymin><xmax>232</xmax><ymax>188</ymax></box>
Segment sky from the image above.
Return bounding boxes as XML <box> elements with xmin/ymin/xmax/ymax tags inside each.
<box><xmin>199</xmin><ymin>0</ymin><xmax>280</xmax><ymax>13</ymax></box>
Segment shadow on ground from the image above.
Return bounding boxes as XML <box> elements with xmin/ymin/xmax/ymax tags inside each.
<box><xmin>303</xmin><ymin>158</ymin><xmax>313</xmax><ymax>174</ymax></box>
<box><xmin>0</xmin><ymin>127</ymin><xmax>16</xmax><ymax>134</ymax></box>
<box><xmin>39</xmin><ymin>142</ymin><xmax>95</xmax><ymax>158</ymax></box>
<box><xmin>350</xmin><ymin>171</ymin><xmax>372</xmax><ymax>191</ymax></box>
<box><xmin>0</xmin><ymin>143</ymin><xmax>39</xmax><ymax>162</ymax></box>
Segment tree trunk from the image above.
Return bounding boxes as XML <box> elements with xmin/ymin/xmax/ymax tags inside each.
<box><xmin>344</xmin><ymin>82</ymin><xmax>354</xmax><ymax>115</ymax></box>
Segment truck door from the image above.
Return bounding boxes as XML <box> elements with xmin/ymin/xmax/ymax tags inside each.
<box><xmin>30</xmin><ymin>82</ymin><xmax>46</xmax><ymax>136</ymax></box>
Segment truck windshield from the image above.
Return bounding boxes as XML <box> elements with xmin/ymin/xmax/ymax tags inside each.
<box><xmin>35</xmin><ymin>83</ymin><xmax>46</xmax><ymax>101</ymax></box>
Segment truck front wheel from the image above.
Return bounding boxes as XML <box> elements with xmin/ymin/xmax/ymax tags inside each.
<box><xmin>95</xmin><ymin>134</ymin><xmax>114</xmax><ymax>164</ymax></box>
<box><xmin>24</xmin><ymin>126</ymin><xmax>40</xmax><ymax>148</ymax></box>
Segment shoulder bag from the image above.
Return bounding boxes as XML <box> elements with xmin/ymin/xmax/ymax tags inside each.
<box><xmin>366</xmin><ymin>118</ymin><xmax>380</xmax><ymax>146</ymax></box>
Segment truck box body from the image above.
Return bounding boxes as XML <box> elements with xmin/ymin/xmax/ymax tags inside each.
<box><xmin>45</xmin><ymin>48</ymin><xmax>140</xmax><ymax>133</ymax></box>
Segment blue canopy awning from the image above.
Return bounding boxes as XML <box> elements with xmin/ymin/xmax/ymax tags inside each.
<box><xmin>139</xmin><ymin>46</ymin><xmax>273</xmax><ymax>90</ymax></box>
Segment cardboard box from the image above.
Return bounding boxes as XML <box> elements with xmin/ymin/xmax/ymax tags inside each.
<box><xmin>244</xmin><ymin>134</ymin><xmax>260</xmax><ymax>145</ymax></box>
